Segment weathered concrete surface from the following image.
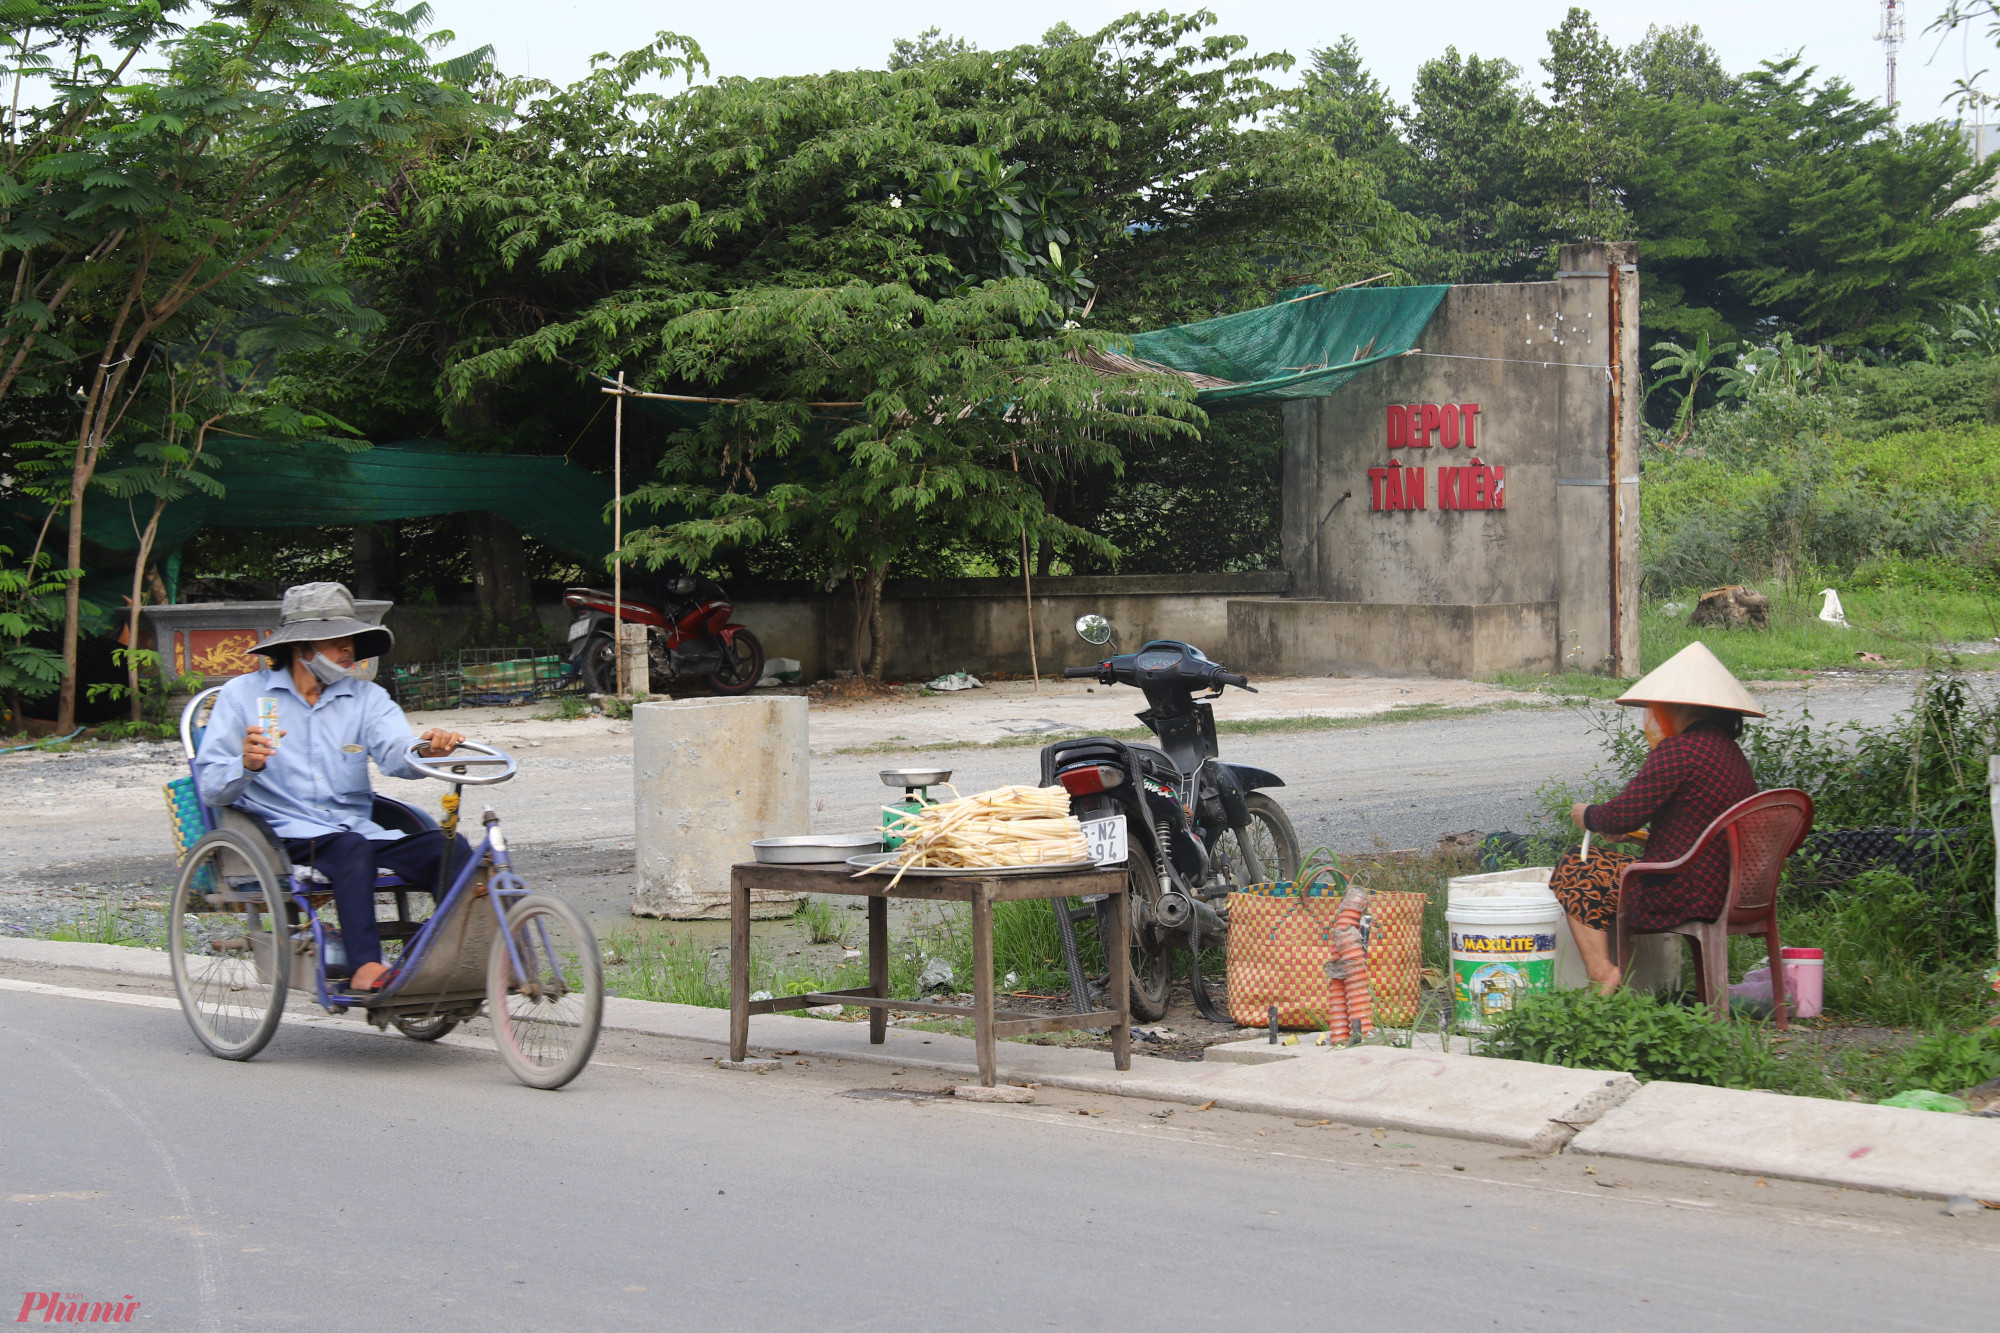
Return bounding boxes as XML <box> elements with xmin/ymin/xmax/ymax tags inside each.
<box><xmin>0</xmin><ymin>937</ymin><xmax>172</xmax><ymax>977</ymax></box>
<box><xmin>1229</xmin><ymin>597</ymin><xmax>1558</xmax><ymax>679</ymax></box>
<box><xmin>1278</xmin><ymin>242</ymin><xmax>1642</xmax><ymax>678</ymax></box>
<box><xmin>825</xmin><ymin>570</ymin><xmax>1290</xmax><ymax>683</ymax></box>
<box><xmin>631</xmin><ymin>695</ymin><xmax>808</xmax><ymax>919</ymax></box>
<box><xmin>1570</xmin><ymin>1079</ymin><xmax>2000</xmax><ymax>1198</ymax></box>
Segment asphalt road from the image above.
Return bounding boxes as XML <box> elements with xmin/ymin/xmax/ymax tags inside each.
<box><xmin>804</xmin><ymin>676</ymin><xmax>1941</xmax><ymax>865</ymax></box>
<box><xmin>0</xmin><ymin>674</ymin><xmax>1962</xmax><ymax>938</ymax></box>
<box><xmin>6</xmin><ymin>979</ymin><xmax>1996</xmax><ymax>1331</ymax></box>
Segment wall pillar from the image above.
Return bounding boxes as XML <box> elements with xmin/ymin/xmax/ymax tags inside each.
<box><xmin>632</xmin><ymin>696</ymin><xmax>809</xmax><ymax>920</ymax></box>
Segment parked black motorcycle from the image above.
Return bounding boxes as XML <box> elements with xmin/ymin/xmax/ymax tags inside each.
<box><xmin>1040</xmin><ymin>615</ymin><xmax>1300</xmax><ymax>1022</ymax></box>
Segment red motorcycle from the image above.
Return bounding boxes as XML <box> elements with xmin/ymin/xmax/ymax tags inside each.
<box><xmin>564</xmin><ymin>576</ymin><xmax>765</xmax><ymax>696</ymax></box>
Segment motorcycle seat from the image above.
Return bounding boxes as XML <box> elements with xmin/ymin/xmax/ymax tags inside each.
<box><xmin>1040</xmin><ymin>736</ymin><xmax>1181</xmax><ymax>787</ymax></box>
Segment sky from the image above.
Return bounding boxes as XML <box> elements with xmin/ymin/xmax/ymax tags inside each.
<box><xmin>415</xmin><ymin>1</ymin><xmax>1999</xmax><ymax>125</ymax></box>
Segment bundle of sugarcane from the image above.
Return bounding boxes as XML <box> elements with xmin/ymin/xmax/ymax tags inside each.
<box><xmin>876</xmin><ymin>785</ymin><xmax>1087</xmax><ymax>886</ymax></box>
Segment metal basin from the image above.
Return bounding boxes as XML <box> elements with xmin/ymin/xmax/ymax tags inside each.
<box><xmin>879</xmin><ymin>768</ymin><xmax>952</xmax><ymax>789</ymax></box>
<box><xmin>751</xmin><ymin>834</ymin><xmax>883</xmax><ymax>864</ymax></box>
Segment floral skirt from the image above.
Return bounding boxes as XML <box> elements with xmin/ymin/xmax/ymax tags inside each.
<box><xmin>1547</xmin><ymin>848</ymin><xmax>1638</xmax><ymax>933</ymax></box>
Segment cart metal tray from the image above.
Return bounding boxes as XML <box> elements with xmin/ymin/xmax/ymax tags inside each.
<box><xmin>844</xmin><ymin>851</ymin><xmax>1099</xmax><ymax>877</ymax></box>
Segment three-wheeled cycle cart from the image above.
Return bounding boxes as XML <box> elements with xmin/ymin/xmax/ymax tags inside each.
<box><xmin>163</xmin><ymin>688</ymin><xmax>603</xmax><ymax>1089</ymax></box>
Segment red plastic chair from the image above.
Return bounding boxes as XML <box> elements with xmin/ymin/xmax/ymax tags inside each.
<box><xmin>1614</xmin><ymin>789</ymin><xmax>1815</xmax><ymax>1029</ymax></box>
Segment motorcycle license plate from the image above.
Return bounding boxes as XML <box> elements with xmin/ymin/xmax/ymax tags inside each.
<box><xmin>566</xmin><ymin>617</ymin><xmax>591</xmax><ymax>642</ymax></box>
<box><xmin>1081</xmin><ymin>814</ymin><xmax>1127</xmax><ymax>866</ymax></box>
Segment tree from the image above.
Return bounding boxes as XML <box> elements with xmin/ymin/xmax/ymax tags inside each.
<box><xmin>1534</xmin><ymin>7</ymin><xmax>1635</xmax><ymax>245</ymax></box>
<box><xmin>93</xmin><ymin>327</ymin><xmax>359</xmax><ymax>722</ymax></box>
<box><xmin>1621</xmin><ymin>58</ymin><xmax>2000</xmax><ymax>355</ymax></box>
<box><xmin>2</xmin><ymin>0</ymin><xmax>485</xmax><ymax>729</ymax></box>
<box><xmin>1289</xmin><ymin>37</ymin><xmax>1411</xmax><ymax>179</ymax></box>
<box><xmin>1400</xmin><ymin>49</ymin><xmax>1542</xmax><ymax>282</ymax></box>
<box><xmin>1627</xmin><ymin>23</ymin><xmax>1737</xmax><ymax>103</ymax></box>
<box><xmin>319</xmin><ymin>16</ymin><xmax>1409</xmax><ymax>671</ymax></box>
<box><xmin>621</xmin><ymin>281</ymin><xmax>1200</xmax><ymax>677</ymax></box>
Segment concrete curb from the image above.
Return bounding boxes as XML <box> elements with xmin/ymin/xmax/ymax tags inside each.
<box><xmin>8</xmin><ymin>938</ymin><xmax>1998</xmax><ymax>1194</ymax></box>
<box><xmin>1569</xmin><ymin>1080</ymin><xmax>2000</xmax><ymax>1199</ymax></box>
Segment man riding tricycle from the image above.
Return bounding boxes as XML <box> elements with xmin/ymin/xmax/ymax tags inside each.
<box><xmin>168</xmin><ymin>582</ymin><xmax>603</xmax><ymax>1089</ymax></box>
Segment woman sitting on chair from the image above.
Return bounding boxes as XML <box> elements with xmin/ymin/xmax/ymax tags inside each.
<box><xmin>1550</xmin><ymin>642</ymin><xmax>1763</xmax><ymax>993</ymax></box>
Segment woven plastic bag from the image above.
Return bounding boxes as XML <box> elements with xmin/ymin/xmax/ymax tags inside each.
<box><xmin>1227</xmin><ymin>857</ymin><xmax>1372</xmax><ymax>1033</ymax></box>
<box><xmin>1364</xmin><ymin>892</ymin><xmax>1426</xmax><ymax>1028</ymax></box>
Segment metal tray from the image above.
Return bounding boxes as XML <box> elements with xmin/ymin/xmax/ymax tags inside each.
<box><xmin>844</xmin><ymin>851</ymin><xmax>1100</xmax><ymax>878</ymax></box>
<box><xmin>752</xmin><ymin>834</ymin><xmax>883</xmax><ymax>864</ymax></box>
<box><xmin>879</xmin><ymin>768</ymin><xmax>953</xmax><ymax>789</ymax></box>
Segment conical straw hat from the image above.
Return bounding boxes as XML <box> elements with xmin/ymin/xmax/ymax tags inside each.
<box><xmin>1614</xmin><ymin>641</ymin><xmax>1765</xmax><ymax>717</ymax></box>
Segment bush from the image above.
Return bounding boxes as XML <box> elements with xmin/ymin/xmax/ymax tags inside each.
<box><xmin>1840</xmin><ymin>359</ymin><xmax>2000</xmax><ymax>438</ymax></box>
<box><xmin>1481</xmin><ymin>986</ymin><xmax>1772</xmax><ymax>1088</ymax></box>
<box><xmin>1895</xmin><ymin>1025</ymin><xmax>2000</xmax><ymax>1095</ymax></box>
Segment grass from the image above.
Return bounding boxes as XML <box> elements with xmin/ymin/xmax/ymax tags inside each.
<box><xmin>1640</xmin><ymin>585</ymin><xmax>2000</xmax><ymax>680</ymax></box>
<box><xmin>1493</xmin><ymin>585</ymin><xmax>2000</xmax><ymax>701</ymax></box>
<box><xmin>533</xmin><ymin>695</ymin><xmax>595</xmax><ymax>721</ymax></box>
<box><xmin>44</xmin><ymin>902</ymin><xmax>151</xmax><ymax>947</ymax></box>
<box><xmin>793</xmin><ymin>897</ymin><xmax>851</xmax><ymax>946</ymax></box>
<box><xmin>599</xmin><ymin>924</ymin><xmax>865</xmax><ymax>1008</ymax></box>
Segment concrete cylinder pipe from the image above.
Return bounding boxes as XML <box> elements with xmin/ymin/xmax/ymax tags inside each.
<box><xmin>631</xmin><ymin>695</ymin><xmax>809</xmax><ymax>920</ymax></box>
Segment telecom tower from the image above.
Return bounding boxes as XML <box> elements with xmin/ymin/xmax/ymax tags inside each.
<box><xmin>1878</xmin><ymin>0</ymin><xmax>1906</xmax><ymax>118</ymax></box>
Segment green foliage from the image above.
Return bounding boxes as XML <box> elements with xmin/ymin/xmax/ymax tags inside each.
<box><xmin>1623</xmin><ymin>56</ymin><xmax>2000</xmax><ymax>356</ymax></box>
<box><xmin>1638</xmin><ymin>417</ymin><xmax>2000</xmax><ymax>596</ymax></box>
<box><xmin>1649</xmin><ymin>332</ymin><xmax>1737</xmax><ymax>436</ymax></box>
<box><xmin>0</xmin><ymin>542</ymin><xmax>72</xmax><ymax>703</ymax></box>
<box><xmin>1895</xmin><ymin>1025</ymin><xmax>2000</xmax><ymax>1095</ymax></box>
<box><xmin>1482</xmin><ymin>985</ymin><xmax>1774</xmax><ymax>1087</ymax></box>
<box><xmin>45</xmin><ymin>902</ymin><xmax>147</xmax><ymax>948</ymax></box>
<box><xmin>793</xmin><ymin>898</ymin><xmax>851</xmax><ymax>948</ymax></box>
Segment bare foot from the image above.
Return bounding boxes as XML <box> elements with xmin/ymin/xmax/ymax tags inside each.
<box><xmin>1590</xmin><ymin>967</ymin><xmax>1622</xmax><ymax>995</ymax></box>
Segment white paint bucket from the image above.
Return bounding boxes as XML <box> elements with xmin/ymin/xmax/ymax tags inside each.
<box><xmin>1445</xmin><ymin>896</ymin><xmax>1563</xmax><ymax>1030</ymax></box>
<box><xmin>1448</xmin><ymin>865</ymin><xmax>1684</xmax><ymax>996</ymax></box>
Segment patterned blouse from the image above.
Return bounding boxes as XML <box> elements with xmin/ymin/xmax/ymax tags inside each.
<box><xmin>1582</xmin><ymin>720</ymin><xmax>1756</xmax><ymax>931</ymax></box>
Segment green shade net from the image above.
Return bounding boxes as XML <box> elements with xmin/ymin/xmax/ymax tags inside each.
<box><xmin>2</xmin><ymin>439</ymin><xmax>616</xmax><ymax>587</ymax></box>
<box><xmin>1126</xmin><ymin>283</ymin><xmax>1449</xmax><ymax>408</ymax></box>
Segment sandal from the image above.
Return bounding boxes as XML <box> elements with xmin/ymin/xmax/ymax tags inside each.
<box><xmin>349</xmin><ymin>962</ymin><xmax>392</xmax><ymax>993</ymax></box>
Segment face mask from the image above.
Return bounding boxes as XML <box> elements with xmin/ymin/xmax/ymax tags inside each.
<box><xmin>302</xmin><ymin>652</ymin><xmax>362</xmax><ymax>686</ymax></box>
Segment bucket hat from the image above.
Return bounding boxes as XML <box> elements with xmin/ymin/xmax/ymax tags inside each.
<box><xmin>1614</xmin><ymin>641</ymin><xmax>1764</xmax><ymax>717</ymax></box>
<box><xmin>252</xmin><ymin>582</ymin><xmax>393</xmax><ymax>661</ymax></box>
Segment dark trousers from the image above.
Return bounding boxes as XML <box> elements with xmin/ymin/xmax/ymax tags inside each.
<box><xmin>284</xmin><ymin>829</ymin><xmax>474</xmax><ymax>969</ymax></box>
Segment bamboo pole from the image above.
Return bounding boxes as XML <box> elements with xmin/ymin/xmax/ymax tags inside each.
<box><xmin>613</xmin><ymin>371</ymin><xmax>625</xmax><ymax>701</ymax></box>
<box><xmin>1013</xmin><ymin>450</ymin><xmax>1039</xmax><ymax>693</ymax></box>
<box><xmin>1021</xmin><ymin>530</ymin><xmax>1040</xmax><ymax>694</ymax></box>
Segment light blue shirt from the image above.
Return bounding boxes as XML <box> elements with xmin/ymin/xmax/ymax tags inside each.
<box><xmin>194</xmin><ymin>665</ymin><xmax>427</xmax><ymax>841</ymax></box>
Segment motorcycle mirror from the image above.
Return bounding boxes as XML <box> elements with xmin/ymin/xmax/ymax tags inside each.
<box><xmin>671</xmin><ymin>576</ymin><xmax>697</xmax><ymax>595</ymax></box>
<box><xmin>1075</xmin><ymin>614</ymin><xmax>1113</xmax><ymax>646</ymax></box>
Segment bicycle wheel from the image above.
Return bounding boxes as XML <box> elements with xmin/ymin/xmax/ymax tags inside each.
<box><xmin>167</xmin><ymin>829</ymin><xmax>290</xmax><ymax>1060</ymax></box>
<box><xmin>392</xmin><ymin>1015</ymin><xmax>459</xmax><ymax>1041</ymax></box>
<box><xmin>487</xmin><ymin>894</ymin><xmax>602</xmax><ymax>1089</ymax></box>
<box><xmin>1209</xmin><ymin>793</ymin><xmax>1301</xmax><ymax>889</ymax></box>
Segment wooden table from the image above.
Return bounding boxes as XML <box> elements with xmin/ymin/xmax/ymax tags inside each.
<box><xmin>729</xmin><ymin>861</ymin><xmax>1131</xmax><ymax>1086</ymax></box>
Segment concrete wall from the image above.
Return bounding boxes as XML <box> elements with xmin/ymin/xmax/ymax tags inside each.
<box><xmin>377</xmin><ymin>571</ymin><xmax>1285</xmax><ymax>682</ymax></box>
<box><xmin>823</xmin><ymin>571</ymin><xmax>1288</xmax><ymax>680</ymax></box>
<box><xmin>1228</xmin><ymin>598</ymin><xmax>1559</xmax><ymax>679</ymax></box>
<box><xmin>1276</xmin><ymin>242</ymin><xmax>1641</xmax><ymax>677</ymax></box>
